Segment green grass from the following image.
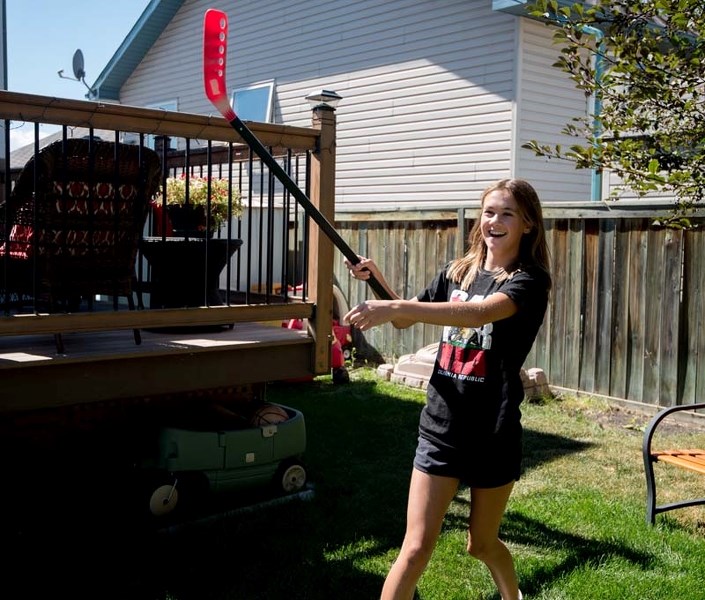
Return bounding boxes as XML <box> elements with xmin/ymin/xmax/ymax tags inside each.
<box><xmin>3</xmin><ymin>368</ymin><xmax>705</xmax><ymax>599</ymax></box>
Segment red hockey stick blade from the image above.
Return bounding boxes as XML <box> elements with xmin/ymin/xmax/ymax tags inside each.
<box><xmin>203</xmin><ymin>9</ymin><xmax>235</xmax><ymax>121</ymax></box>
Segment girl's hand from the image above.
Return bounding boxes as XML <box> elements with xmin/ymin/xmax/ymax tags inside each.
<box><xmin>345</xmin><ymin>255</ymin><xmax>401</xmax><ymax>304</ymax></box>
<box><xmin>344</xmin><ymin>300</ymin><xmax>394</xmax><ymax>331</ymax></box>
<box><xmin>345</xmin><ymin>256</ymin><xmax>377</xmax><ymax>281</ymax></box>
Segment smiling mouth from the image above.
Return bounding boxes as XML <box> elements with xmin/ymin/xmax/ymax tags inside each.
<box><xmin>488</xmin><ymin>230</ymin><xmax>506</xmax><ymax>238</ymax></box>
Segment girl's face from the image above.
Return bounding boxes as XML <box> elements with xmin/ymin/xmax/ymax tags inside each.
<box><xmin>480</xmin><ymin>189</ymin><xmax>530</xmax><ymax>266</ymax></box>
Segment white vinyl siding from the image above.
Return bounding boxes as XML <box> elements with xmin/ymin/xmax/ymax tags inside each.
<box><xmin>119</xmin><ymin>0</ymin><xmax>583</xmax><ymax>209</ymax></box>
<box><xmin>515</xmin><ymin>18</ymin><xmax>592</xmax><ymax>202</ymax></box>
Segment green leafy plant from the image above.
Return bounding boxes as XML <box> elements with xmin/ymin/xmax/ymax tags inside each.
<box><xmin>524</xmin><ymin>0</ymin><xmax>705</xmax><ymax>227</ymax></box>
<box><xmin>161</xmin><ymin>175</ymin><xmax>242</xmax><ymax>231</ymax></box>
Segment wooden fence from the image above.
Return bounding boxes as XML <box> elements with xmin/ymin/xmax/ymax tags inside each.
<box><xmin>334</xmin><ymin>203</ymin><xmax>705</xmax><ymax>409</ymax></box>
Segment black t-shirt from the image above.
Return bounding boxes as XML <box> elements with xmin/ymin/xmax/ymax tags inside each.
<box><xmin>416</xmin><ymin>265</ymin><xmax>550</xmax><ymax>451</ymax></box>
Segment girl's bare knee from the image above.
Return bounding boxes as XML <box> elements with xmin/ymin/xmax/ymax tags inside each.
<box><xmin>466</xmin><ymin>537</ymin><xmax>499</xmax><ymax>562</ymax></box>
<box><xmin>399</xmin><ymin>539</ymin><xmax>435</xmax><ymax>571</ymax></box>
<box><xmin>466</xmin><ymin>538</ymin><xmax>482</xmax><ymax>560</ymax></box>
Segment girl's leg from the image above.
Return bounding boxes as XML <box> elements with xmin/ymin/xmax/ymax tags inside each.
<box><xmin>380</xmin><ymin>468</ymin><xmax>459</xmax><ymax>600</ymax></box>
<box><xmin>466</xmin><ymin>482</ymin><xmax>520</xmax><ymax>600</ymax></box>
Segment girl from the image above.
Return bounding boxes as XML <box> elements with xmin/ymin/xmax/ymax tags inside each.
<box><xmin>344</xmin><ymin>179</ymin><xmax>551</xmax><ymax>600</ymax></box>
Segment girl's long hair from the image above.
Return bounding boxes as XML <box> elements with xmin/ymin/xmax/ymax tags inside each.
<box><xmin>447</xmin><ymin>178</ymin><xmax>552</xmax><ymax>290</ymax></box>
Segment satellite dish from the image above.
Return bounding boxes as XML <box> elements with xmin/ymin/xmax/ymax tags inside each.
<box><xmin>58</xmin><ymin>48</ymin><xmax>94</xmax><ymax>96</ymax></box>
<box><xmin>72</xmin><ymin>49</ymin><xmax>86</xmax><ymax>81</ymax></box>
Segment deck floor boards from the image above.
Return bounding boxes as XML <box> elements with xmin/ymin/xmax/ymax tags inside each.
<box><xmin>0</xmin><ymin>321</ymin><xmax>309</xmax><ymax>365</ymax></box>
<box><xmin>0</xmin><ymin>322</ymin><xmax>315</xmax><ymax>412</ymax></box>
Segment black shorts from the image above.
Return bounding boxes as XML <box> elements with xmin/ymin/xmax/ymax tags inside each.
<box><xmin>413</xmin><ymin>432</ymin><xmax>521</xmax><ymax>488</ymax></box>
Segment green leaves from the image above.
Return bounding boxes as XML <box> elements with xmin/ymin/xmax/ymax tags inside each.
<box><xmin>524</xmin><ymin>0</ymin><xmax>705</xmax><ymax>220</ymax></box>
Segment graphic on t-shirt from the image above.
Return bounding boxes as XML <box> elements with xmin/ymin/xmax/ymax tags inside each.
<box><xmin>437</xmin><ymin>290</ymin><xmax>491</xmax><ymax>382</ymax></box>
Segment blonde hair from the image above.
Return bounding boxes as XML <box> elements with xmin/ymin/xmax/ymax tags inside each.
<box><xmin>447</xmin><ymin>179</ymin><xmax>552</xmax><ymax>290</ymax></box>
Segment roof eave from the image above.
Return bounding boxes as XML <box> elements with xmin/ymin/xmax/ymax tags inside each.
<box><xmin>88</xmin><ymin>0</ymin><xmax>185</xmax><ymax>101</ymax></box>
<box><xmin>492</xmin><ymin>0</ymin><xmax>579</xmax><ymax>17</ymax></box>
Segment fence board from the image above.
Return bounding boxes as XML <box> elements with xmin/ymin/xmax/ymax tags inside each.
<box><xmin>526</xmin><ymin>224</ymin><xmax>553</xmax><ymax>371</ymax></box>
<box><xmin>580</xmin><ymin>220</ymin><xmax>600</xmax><ymax>392</ymax></box>
<box><xmin>610</xmin><ymin>219</ymin><xmax>631</xmax><ymax>399</ymax></box>
<box><xmin>548</xmin><ymin>220</ymin><xmax>569</xmax><ymax>387</ymax></box>
<box><xmin>563</xmin><ymin>220</ymin><xmax>585</xmax><ymax>389</ymax></box>
<box><xmin>659</xmin><ymin>228</ymin><xmax>682</xmax><ymax>405</ymax></box>
<box><xmin>595</xmin><ymin>219</ymin><xmax>615</xmax><ymax>394</ymax></box>
<box><xmin>366</xmin><ymin>224</ymin><xmax>390</xmax><ymax>356</ymax></box>
<box><xmin>626</xmin><ymin>222</ymin><xmax>648</xmax><ymax>402</ymax></box>
<box><xmin>681</xmin><ymin>228</ymin><xmax>705</xmax><ymax>405</ymax></box>
<box><xmin>692</xmin><ymin>227</ymin><xmax>705</xmax><ymax>405</ymax></box>
<box><xmin>393</xmin><ymin>223</ymin><xmax>413</xmax><ymax>357</ymax></box>
<box><xmin>642</xmin><ymin>228</ymin><xmax>665</xmax><ymax>404</ymax></box>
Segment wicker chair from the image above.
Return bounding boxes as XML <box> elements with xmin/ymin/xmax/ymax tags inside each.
<box><xmin>0</xmin><ymin>137</ymin><xmax>162</xmax><ymax>352</ymax></box>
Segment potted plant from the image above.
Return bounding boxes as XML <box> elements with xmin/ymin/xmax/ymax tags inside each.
<box><xmin>153</xmin><ymin>175</ymin><xmax>242</xmax><ymax>237</ymax></box>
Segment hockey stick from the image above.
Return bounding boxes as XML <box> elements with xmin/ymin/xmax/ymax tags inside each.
<box><xmin>203</xmin><ymin>8</ymin><xmax>391</xmax><ymax>300</ymax></box>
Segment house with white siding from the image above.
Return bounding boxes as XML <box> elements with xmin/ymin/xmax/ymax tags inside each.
<box><xmin>3</xmin><ymin>0</ymin><xmax>702</xmax><ymax>410</ymax></box>
<box><xmin>88</xmin><ymin>0</ymin><xmax>595</xmax><ymax>210</ymax></box>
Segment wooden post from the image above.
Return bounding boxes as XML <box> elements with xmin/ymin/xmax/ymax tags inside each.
<box><xmin>308</xmin><ymin>104</ymin><xmax>337</xmax><ymax>375</ymax></box>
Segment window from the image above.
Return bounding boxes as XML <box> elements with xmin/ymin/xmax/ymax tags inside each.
<box><xmin>231</xmin><ymin>81</ymin><xmax>275</xmax><ymax>123</ymax></box>
<box><xmin>145</xmin><ymin>100</ymin><xmax>177</xmax><ymax>150</ymax></box>
<box><xmin>148</xmin><ymin>100</ymin><xmax>178</xmax><ymax>112</ymax></box>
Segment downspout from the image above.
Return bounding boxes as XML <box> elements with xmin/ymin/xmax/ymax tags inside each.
<box><xmin>581</xmin><ymin>24</ymin><xmax>604</xmax><ymax>202</ymax></box>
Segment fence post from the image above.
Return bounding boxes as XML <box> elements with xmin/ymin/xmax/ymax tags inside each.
<box><xmin>308</xmin><ymin>104</ymin><xmax>337</xmax><ymax>375</ymax></box>
<box><xmin>456</xmin><ymin>208</ymin><xmax>467</xmax><ymax>258</ymax></box>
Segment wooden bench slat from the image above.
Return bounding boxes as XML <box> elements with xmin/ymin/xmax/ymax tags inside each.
<box><xmin>655</xmin><ymin>449</ymin><xmax>705</xmax><ymax>458</ymax></box>
<box><xmin>652</xmin><ymin>450</ymin><xmax>705</xmax><ymax>475</ymax></box>
<box><xmin>654</xmin><ymin>449</ymin><xmax>705</xmax><ymax>461</ymax></box>
<box><xmin>655</xmin><ymin>457</ymin><xmax>705</xmax><ymax>475</ymax></box>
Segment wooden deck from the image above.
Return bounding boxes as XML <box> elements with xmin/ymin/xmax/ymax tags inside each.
<box><xmin>0</xmin><ymin>91</ymin><xmax>338</xmax><ymax>416</ymax></box>
<box><xmin>0</xmin><ymin>321</ymin><xmax>314</xmax><ymax>413</ymax></box>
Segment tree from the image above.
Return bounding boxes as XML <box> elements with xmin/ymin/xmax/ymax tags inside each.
<box><xmin>524</xmin><ymin>0</ymin><xmax>705</xmax><ymax>226</ymax></box>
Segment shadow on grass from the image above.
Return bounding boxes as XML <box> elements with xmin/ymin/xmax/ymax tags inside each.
<box><xmin>501</xmin><ymin>511</ymin><xmax>656</xmax><ymax>598</ymax></box>
<box><xmin>0</xmin><ymin>378</ymin><xmax>599</xmax><ymax>599</ymax></box>
<box><xmin>522</xmin><ymin>426</ymin><xmax>595</xmax><ymax>474</ymax></box>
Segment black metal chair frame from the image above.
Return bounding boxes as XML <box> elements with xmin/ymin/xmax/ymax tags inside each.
<box><xmin>642</xmin><ymin>402</ymin><xmax>705</xmax><ymax>525</ymax></box>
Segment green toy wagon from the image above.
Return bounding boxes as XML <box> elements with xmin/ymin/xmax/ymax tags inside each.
<box><xmin>138</xmin><ymin>403</ymin><xmax>307</xmax><ymax>518</ymax></box>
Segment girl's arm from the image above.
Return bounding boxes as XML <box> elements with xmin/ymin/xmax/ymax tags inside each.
<box><xmin>344</xmin><ymin>291</ymin><xmax>518</xmax><ymax>331</ymax></box>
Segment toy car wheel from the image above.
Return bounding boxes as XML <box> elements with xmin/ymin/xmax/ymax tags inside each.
<box><xmin>149</xmin><ymin>481</ymin><xmax>179</xmax><ymax>517</ymax></box>
<box><xmin>277</xmin><ymin>461</ymin><xmax>307</xmax><ymax>493</ymax></box>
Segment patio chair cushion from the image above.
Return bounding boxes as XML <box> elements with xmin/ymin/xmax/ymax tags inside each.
<box><xmin>1</xmin><ymin>138</ymin><xmax>161</xmax><ymax>301</ymax></box>
<box><xmin>4</xmin><ymin>180</ymin><xmax>144</xmax><ymax>260</ymax></box>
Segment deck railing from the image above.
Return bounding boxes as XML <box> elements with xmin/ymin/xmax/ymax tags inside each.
<box><xmin>0</xmin><ymin>91</ymin><xmax>336</xmax><ymax>375</ymax></box>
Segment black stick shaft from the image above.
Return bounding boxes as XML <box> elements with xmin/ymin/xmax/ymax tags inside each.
<box><xmin>229</xmin><ymin>115</ymin><xmax>392</xmax><ymax>300</ymax></box>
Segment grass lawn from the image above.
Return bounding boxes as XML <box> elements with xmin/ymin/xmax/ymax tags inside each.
<box><xmin>2</xmin><ymin>368</ymin><xmax>704</xmax><ymax>599</ymax></box>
